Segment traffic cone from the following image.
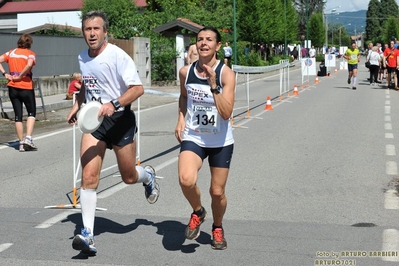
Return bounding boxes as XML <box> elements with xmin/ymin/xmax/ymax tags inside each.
<box><xmin>293</xmin><ymin>85</ymin><xmax>299</xmax><ymax>96</ymax></box>
<box><xmin>264</xmin><ymin>96</ymin><xmax>273</xmax><ymax>110</ymax></box>
<box><xmin>314</xmin><ymin>76</ymin><xmax>320</xmax><ymax>84</ymax></box>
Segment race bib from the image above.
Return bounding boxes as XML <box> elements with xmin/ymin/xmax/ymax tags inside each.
<box><xmin>191</xmin><ymin>105</ymin><xmax>220</xmax><ymax>134</ymax></box>
<box><xmin>351</xmin><ymin>54</ymin><xmax>357</xmax><ymax>60</ymax></box>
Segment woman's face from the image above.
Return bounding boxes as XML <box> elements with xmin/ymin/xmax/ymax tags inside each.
<box><xmin>196</xmin><ymin>30</ymin><xmax>221</xmax><ymax>58</ymax></box>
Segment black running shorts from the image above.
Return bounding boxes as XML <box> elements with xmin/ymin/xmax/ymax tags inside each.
<box><xmin>180</xmin><ymin>140</ymin><xmax>234</xmax><ymax>168</ymax></box>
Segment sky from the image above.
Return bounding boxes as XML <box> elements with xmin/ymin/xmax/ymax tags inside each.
<box><xmin>325</xmin><ymin>0</ymin><xmax>399</xmax><ymax>12</ymax></box>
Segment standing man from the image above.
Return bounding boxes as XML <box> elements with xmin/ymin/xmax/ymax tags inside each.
<box><xmin>308</xmin><ymin>45</ymin><xmax>316</xmax><ymax>58</ymax></box>
<box><xmin>301</xmin><ymin>45</ymin><xmax>307</xmax><ymax>58</ymax></box>
<box><xmin>187</xmin><ymin>43</ymin><xmax>199</xmax><ymax>65</ymax></box>
<box><xmin>223</xmin><ymin>42</ymin><xmax>233</xmax><ymax>67</ymax></box>
<box><xmin>343</xmin><ymin>41</ymin><xmax>360</xmax><ymax>90</ymax></box>
<box><xmin>175</xmin><ymin>26</ymin><xmax>236</xmax><ymax>250</ymax></box>
<box><xmin>67</xmin><ymin>10</ymin><xmax>160</xmax><ymax>255</ymax></box>
<box><xmin>383</xmin><ymin>40</ymin><xmax>399</xmax><ymax>89</ymax></box>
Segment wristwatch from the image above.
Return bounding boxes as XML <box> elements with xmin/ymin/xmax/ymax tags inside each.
<box><xmin>111</xmin><ymin>99</ymin><xmax>121</xmax><ymax>110</ymax></box>
<box><xmin>210</xmin><ymin>85</ymin><xmax>221</xmax><ymax>94</ymax></box>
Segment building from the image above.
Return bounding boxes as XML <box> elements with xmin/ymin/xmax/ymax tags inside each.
<box><xmin>0</xmin><ymin>0</ymin><xmax>147</xmax><ymax>33</ymax></box>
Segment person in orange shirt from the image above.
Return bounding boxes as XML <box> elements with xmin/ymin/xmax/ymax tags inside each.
<box><xmin>383</xmin><ymin>40</ymin><xmax>399</xmax><ymax>89</ymax></box>
<box><xmin>0</xmin><ymin>34</ymin><xmax>37</xmax><ymax>152</ymax></box>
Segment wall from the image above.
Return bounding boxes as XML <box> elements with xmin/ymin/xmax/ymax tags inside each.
<box><xmin>0</xmin><ymin>34</ymin><xmax>151</xmax><ymax>90</ymax></box>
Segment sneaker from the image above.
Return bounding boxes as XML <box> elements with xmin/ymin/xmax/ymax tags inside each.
<box><xmin>211</xmin><ymin>227</ymin><xmax>227</xmax><ymax>250</ymax></box>
<box><xmin>23</xmin><ymin>137</ymin><xmax>37</xmax><ymax>150</ymax></box>
<box><xmin>347</xmin><ymin>77</ymin><xmax>351</xmax><ymax>84</ymax></box>
<box><xmin>72</xmin><ymin>227</ymin><xmax>97</xmax><ymax>255</ymax></box>
<box><xmin>372</xmin><ymin>83</ymin><xmax>375</xmax><ymax>86</ymax></box>
<box><xmin>352</xmin><ymin>87</ymin><xmax>357</xmax><ymax>90</ymax></box>
<box><xmin>19</xmin><ymin>142</ymin><xmax>25</xmax><ymax>152</ymax></box>
<box><xmin>143</xmin><ymin>165</ymin><xmax>159</xmax><ymax>204</ymax></box>
<box><xmin>185</xmin><ymin>207</ymin><xmax>207</xmax><ymax>240</ymax></box>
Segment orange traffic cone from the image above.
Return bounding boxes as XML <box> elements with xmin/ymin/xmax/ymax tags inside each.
<box><xmin>264</xmin><ymin>96</ymin><xmax>273</xmax><ymax>110</ymax></box>
<box><xmin>314</xmin><ymin>76</ymin><xmax>320</xmax><ymax>84</ymax></box>
<box><xmin>293</xmin><ymin>85</ymin><xmax>299</xmax><ymax>96</ymax></box>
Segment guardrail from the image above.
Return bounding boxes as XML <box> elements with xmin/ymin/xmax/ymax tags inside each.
<box><xmin>0</xmin><ymin>78</ymin><xmax>47</xmax><ymax>120</ymax></box>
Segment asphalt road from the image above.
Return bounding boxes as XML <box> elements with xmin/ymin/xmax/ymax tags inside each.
<box><xmin>1</xmin><ymin>62</ymin><xmax>399</xmax><ymax>266</ymax></box>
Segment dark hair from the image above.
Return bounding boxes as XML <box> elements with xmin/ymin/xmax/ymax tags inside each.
<box><xmin>17</xmin><ymin>34</ymin><xmax>33</xmax><ymax>49</ymax></box>
<box><xmin>81</xmin><ymin>10</ymin><xmax>109</xmax><ymax>32</ymax></box>
<box><xmin>197</xmin><ymin>26</ymin><xmax>221</xmax><ymax>43</ymax></box>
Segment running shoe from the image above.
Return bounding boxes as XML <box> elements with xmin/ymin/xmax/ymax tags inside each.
<box><xmin>23</xmin><ymin>137</ymin><xmax>37</xmax><ymax>150</ymax></box>
<box><xmin>185</xmin><ymin>207</ymin><xmax>207</xmax><ymax>240</ymax></box>
<box><xmin>72</xmin><ymin>227</ymin><xmax>97</xmax><ymax>255</ymax></box>
<box><xmin>143</xmin><ymin>165</ymin><xmax>160</xmax><ymax>204</ymax></box>
<box><xmin>19</xmin><ymin>142</ymin><xmax>25</xmax><ymax>152</ymax></box>
<box><xmin>352</xmin><ymin>87</ymin><xmax>357</xmax><ymax>90</ymax></box>
<box><xmin>211</xmin><ymin>227</ymin><xmax>227</xmax><ymax>250</ymax></box>
<box><xmin>347</xmin><ymin>77</ymin><xmax>351</xmax><ymax>84</ymax></box>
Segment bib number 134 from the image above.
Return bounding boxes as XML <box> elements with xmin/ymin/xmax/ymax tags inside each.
<box><xmin>192</xmin><ymin>105</ymin><xmax>220</xmax><ymax>134</ymax></box>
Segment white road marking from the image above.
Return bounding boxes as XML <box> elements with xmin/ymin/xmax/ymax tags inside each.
<box><xmin>385</xmin><ymin>123</ymin><xmax>392</xmax><ymax>130</ymax></box>
<box><xmin>382</xmin><ymin>229</ymin><xmax>399</xmax><ymax>261</ymax></box>
<box><xmin>386</xmin><ymin>144</ymin><xmax>396</xmax><ymax>156</ymax></box>
<box><xmin>386</xmin><ymin>100</ymin><xmax>391</xmax><ymax>105</ymax></box>
<box><xmin>385</xmin><ymin>115</ymin><xmax>391</xmax><ymax>122</ymax></box>
<box><xmin>35</xmin><ymin>210</ymin><xmax>78</xmax><ymax>229</ymax></box>
<box><xmin>386</xmin><ymin>161</ymin><xmax>398</xmax><ymax>175</ymax></box>
<box><xmin>385</xmin><ymin>106</ymin><xmax>391</xmax><ymax>114</ymax></box>
<box><xmin>0</xmin><ymin>243</ymin><xmax>13</xmax><ymax>253</ymax></box>
<box><xmin>386</xmin><ymin>133</ymin><xmax>394</xmax><ymax>139</ymax></box>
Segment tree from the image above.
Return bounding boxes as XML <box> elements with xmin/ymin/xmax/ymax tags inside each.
<box><xmin>308</xmin><ymin>12</ymin><xmax>324</xmax><ymax>47</ymax></box>
<box><xmin>365</xmin><ymin>0</ymin><xmax>381</xmax><ymax>42</ymax></box>
<box><xmin>379</xmin><ymin>0</ymin><xmax>399</xmax><ymax>30</ymax></box>
<box><xmin>81</xmin><ymin>0</ymin><xmax>139</xmax><ymax>39</ymax></box>
<box><xmin>383</xmin><ymin>16</ymin><xmax>399</xmax><ymax>44</ymax></box>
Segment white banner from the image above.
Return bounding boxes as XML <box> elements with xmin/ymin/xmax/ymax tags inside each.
<box><xmin>325</xmin><ymin>54</ymin><xmax>336</xmax><ymax>67</ymax></box>
<box><xmin>301</xmin><ymin>58</ymin><xmax>316</xmax><ymax>76</ymax></box>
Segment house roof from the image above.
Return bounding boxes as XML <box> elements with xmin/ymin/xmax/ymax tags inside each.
<box><xmin>17</xmin><ymin>23</ymin><xmax>81</xmax><ymax>34</ymax></box>
<box><xmin>0</xmin><ymin>0</ymin><xmax>146</xmax><ymax>14</ymax></box>
<box><xmin>154</xmin><ymin>18</ymin><xmax>203</xmax><ymax>37</ymax></box>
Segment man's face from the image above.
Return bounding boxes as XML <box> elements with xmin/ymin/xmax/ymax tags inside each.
<box><xmin>83</xmin><ymin>16</ymin><xmax>108</xmax><ymax>52</ymax></box>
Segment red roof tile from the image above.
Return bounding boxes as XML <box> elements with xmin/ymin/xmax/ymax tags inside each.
<box><xmin>0</xmin><ymin>0</ymin><xmax>146</xmax><ymax>14</ymax></box>
<box><xmin>0</xmin><ymin>0</ymin><xmax>82</xmax><ymax>14</ymax></box>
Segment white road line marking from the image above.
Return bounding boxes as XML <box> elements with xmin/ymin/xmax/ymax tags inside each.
<box><xmin>386</xmin><ymin>161</ymin><xmax>398</xmax><ymax>175</ymax></box>
<box><xmin>386</xmin><ymin>100</ymin><xmax>391</xmax><ymax>105</ymax></box>
<box><xmin>386</xmin><ymin>95</ymin><xmax>391</xmax><ymax>98</ymax></box>
<box><xmin>386</xmin><ymin>133</ymin><xmax>394</xmax><ymax>139</ymax></box>
<box><xmin>385</xmin><ymin>115</ymin><xmax>391</xmax><ymax>122</ymax></box>
<box><xmin>382</xmin><ymin>229</ymin><xmax>399</xmax><ymax>261</ymax></box>
<box><xmin>0</xmin><ymin>243</ymin><xmax>13</xmax><ymax>253</ymax></box>
<box><xmin>386</xmin><ymin>145</ymin><xmax>396</xmax><ymax>156</ymax></box>
<box><xmin>385</xmin><ymin>190</ymin><xmax>399</xmax><ymax>210</ymax></box>
<box><xmin>385</xmin><ymin>106</ymin><xmax>391</xmax><ymax>114</ymax></box>
<box><xmin>385</xmin><ymin>123</ymin><xmax>392</xmax><ymax>130</ymax></box>
<box><xmin>35</xmin><ymin>210</ymin><xmax>78</xmax><ymax>229</ymax></box>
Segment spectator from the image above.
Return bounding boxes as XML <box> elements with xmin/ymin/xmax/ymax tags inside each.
<box><xmin>65</xmin><ymin>72</ymin><xmax>82</xmax><ymax>100</ymax></box>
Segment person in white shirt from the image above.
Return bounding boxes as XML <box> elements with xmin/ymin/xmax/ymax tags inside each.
<box><xmin>223</xmin><ymin>42</ymin><xmax>233</xmax><ymax>67</ymax></box>
<box><xmin>309</xmin><ymin>45</ymin><xmax>316</xmax><ymax>58</ymax></box>
<box><xmin>67</xmin><ymin>10</ymin><xmax>160</xmax><ymax>255</ymax></box>
<box><xmin>367</xmin><ymin>46</ymin><xmax>382</xmax><ymax>85</ymax></box>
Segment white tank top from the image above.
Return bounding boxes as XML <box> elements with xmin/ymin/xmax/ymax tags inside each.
<box><xmin>182</xmin><ymin>61</ymin><xmax>234</xmax><ymax>148</ymax></box>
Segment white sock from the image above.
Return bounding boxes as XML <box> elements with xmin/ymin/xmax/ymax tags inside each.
<box><xmin>353</xmin><ymin>77</ymin><xmax>357</xmax><ymax>86</ymax></box>
<box><xmin>80</xmin><ymin>188</ymin><xmax>97</xmax><ymax>234</ymax></box>
<box><xmin>136</xmin><ymin>165</ymin><xmax>151</xmax><ymax>184</ymax></box>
